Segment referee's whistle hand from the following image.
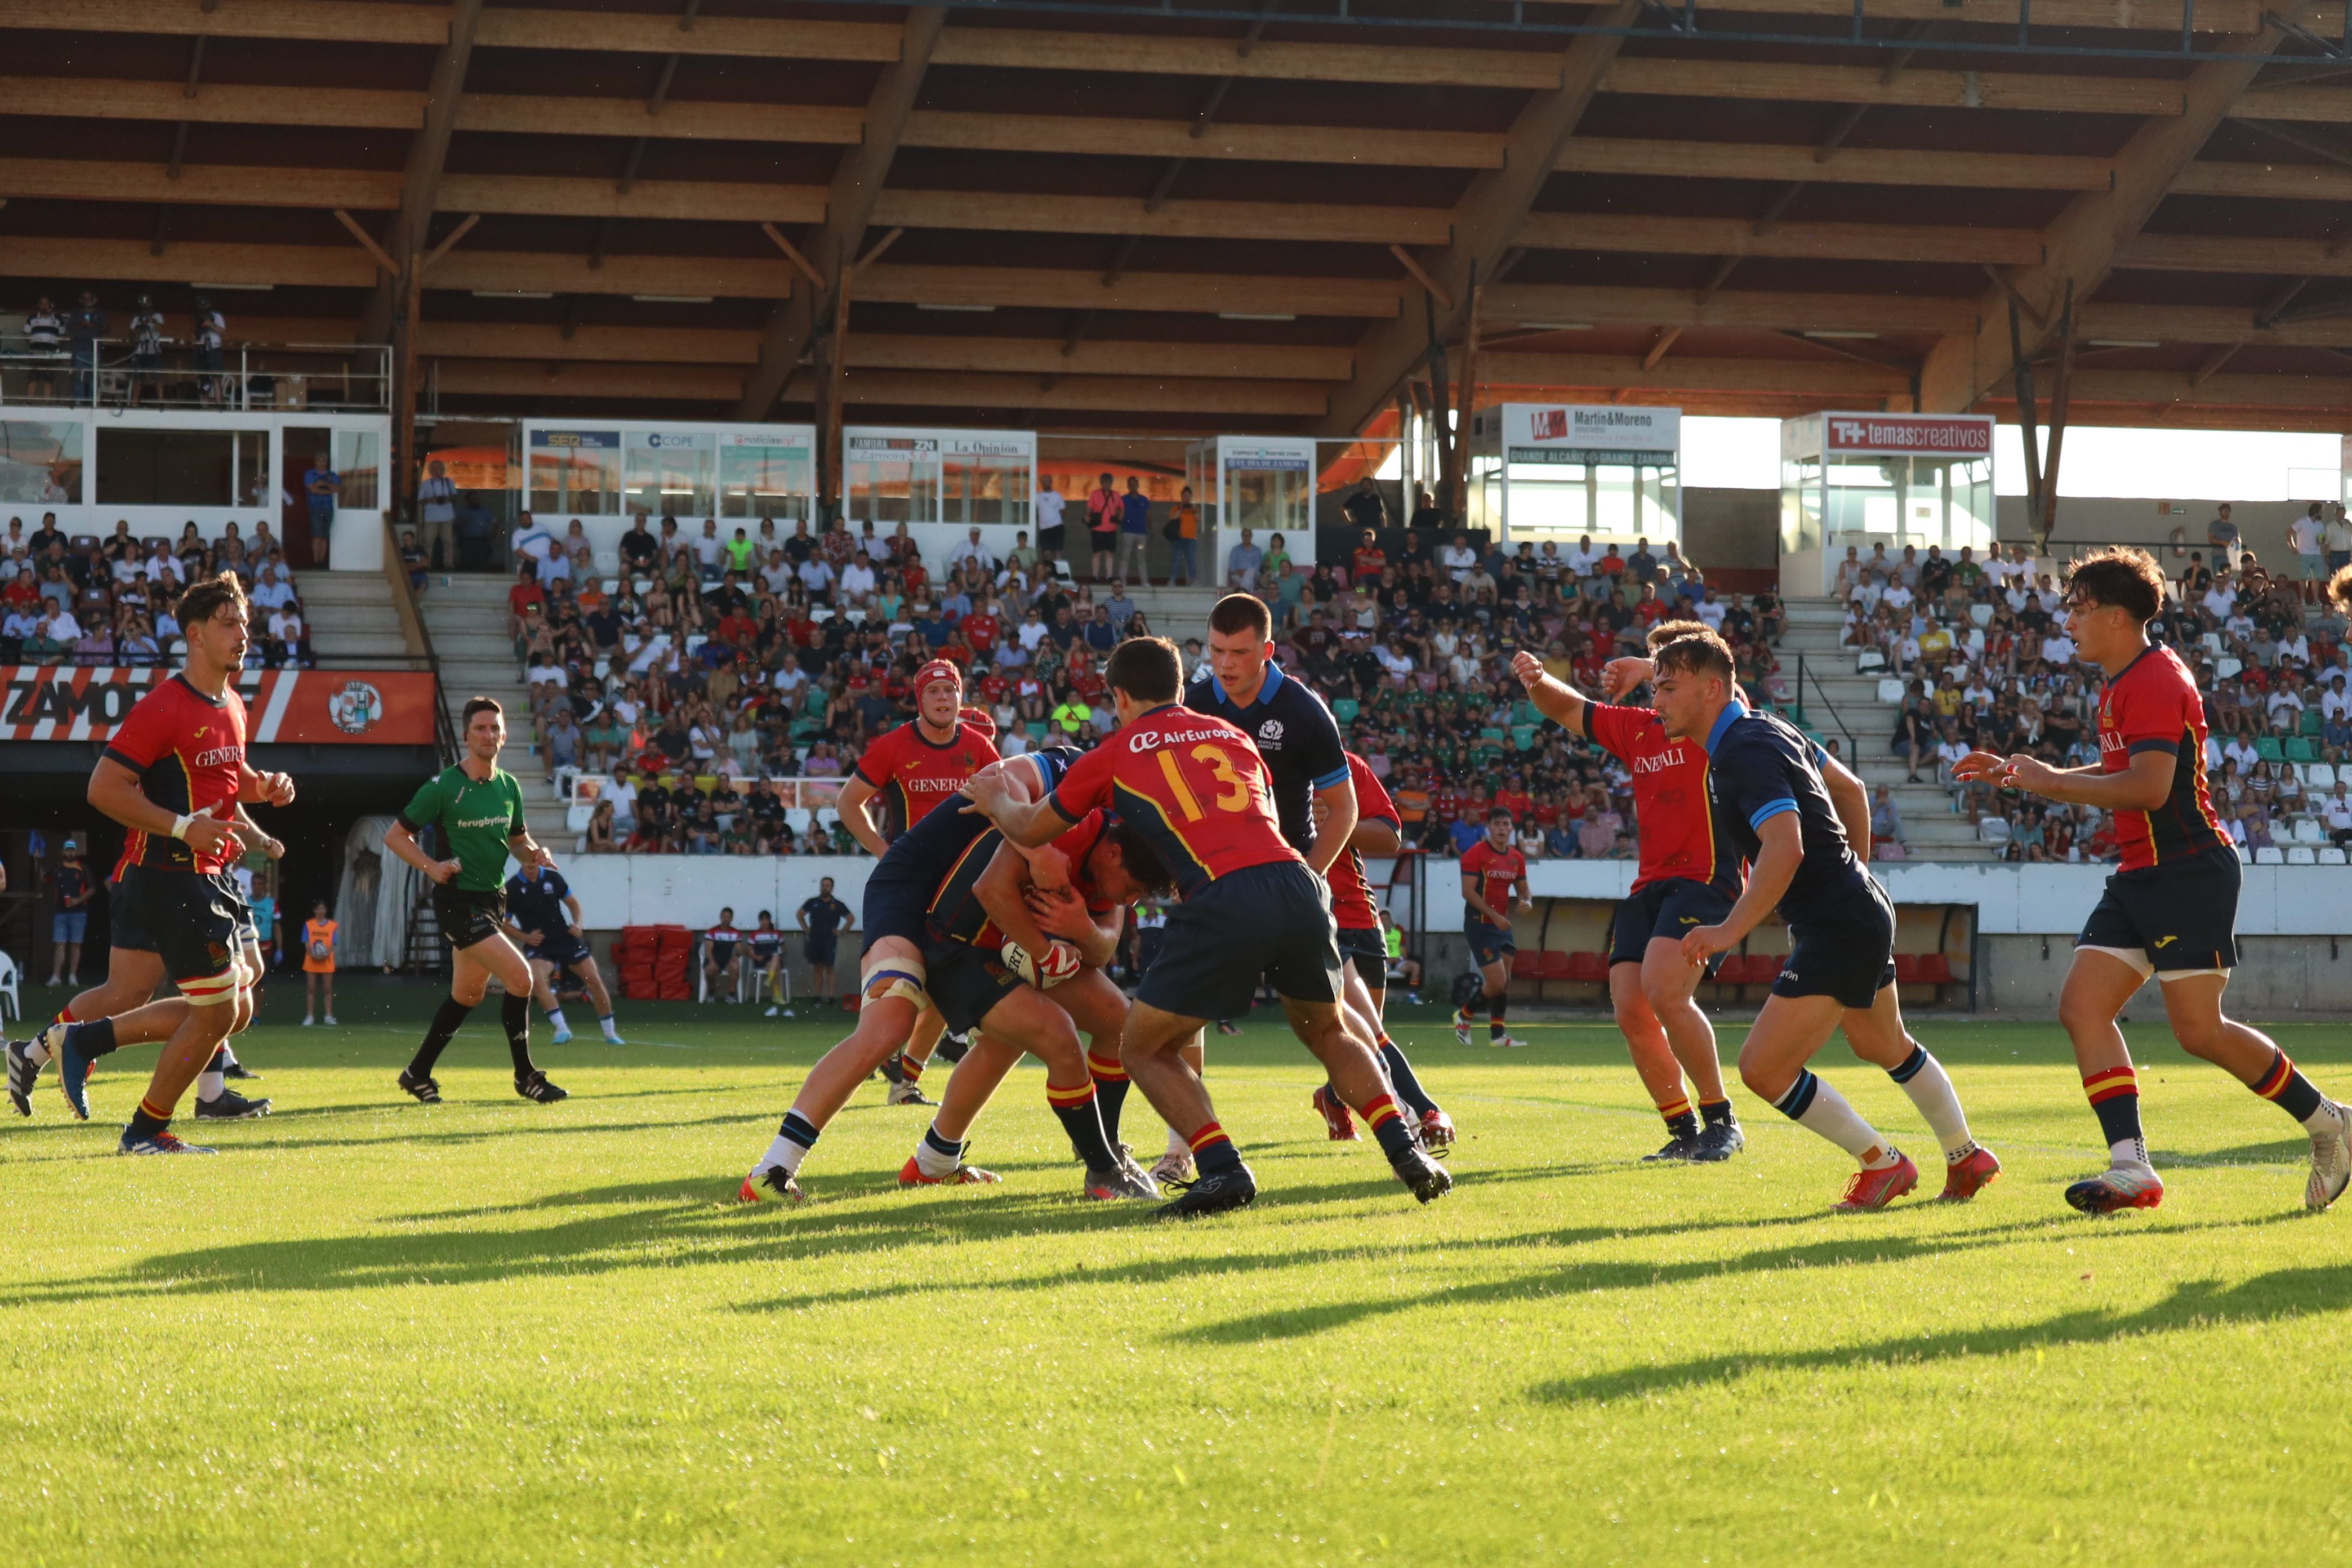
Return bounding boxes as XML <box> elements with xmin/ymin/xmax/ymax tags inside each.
<box><xmin>426</xmin><ymin>859</ymin><xmax>460</xmax><ymax>885</ymax></box>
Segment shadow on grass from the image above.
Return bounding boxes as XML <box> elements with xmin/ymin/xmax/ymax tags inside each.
<box><xmin>1529</xmin><ymin>1258</ymin><xmax>2352</xmax><ymax>1405</ymax></box>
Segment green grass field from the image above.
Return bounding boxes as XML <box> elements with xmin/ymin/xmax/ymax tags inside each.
<box><xmin>5</xmin><ymin>983</ymin><xmax>2349</xmax><ymax>1566</ymax></box>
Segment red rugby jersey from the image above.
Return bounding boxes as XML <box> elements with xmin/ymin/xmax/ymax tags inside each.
<box><xmin>854</xmin><ymin>716</ymin><xmax>1000</xmax><ymax>827</ymax></box>
<box><xmin>1583</xmin><ymin>700</ymin><xmax>1743</xmax><ymax>897</ymax></box>
<box><xmin>928</xmin><ymin>809</ymin><xmax>1121</xmax><ymax>949</ymax></box>
<box><xmin>1459</xmin><ymin>838</ymin><xmax>1526</xmax><ymax>931</ymax></box>
<box><xmin>1050</xmin><ymin>704</ymin><xmax>1298</xmax><ymax>898</ymax></box>
<box><xmin>101</xmin><ymin>672</ymin><xmax>247</xmax><ymax>875</ymax></box>
<box><xmin>1329</xmin><ymin>752</ymin><xmax>1399</xmax><ymax>932</ymax></box>
<box><xmin>2096</xmin><ymin>644</ymin><xmax>2224</xmax><ymax>872</ymax></box>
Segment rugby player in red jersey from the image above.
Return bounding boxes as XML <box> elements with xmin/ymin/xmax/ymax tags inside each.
<box><xmin>892</xmin><ymin>806</ymin><xmax>1169</xmax><ymax>1199</ymax></box>
<box><xmin>1455</xmin><ymin>810</ymin><xmax>1530</xmax><ymax>1049</ymax></box>
<box><xmin>1513</xmin><ymin>634</ymin><xmax>1745</xmax><ymax>1161</ymax></box>
<box><xmin>838</xmin><ymin>658</ymin><xmax>1000</xmax><ymax>1106</ymax></box>
<box><xmin>1959</xmin><ymin>547</ymin><xmax>2351</xmax><ymax>1214</ymax></box>
<box><xmin>1310</xmin><ymin>751</ymin><xmax>1455</xmax><ymax>1151</ymax></box>
<box><xmin>8</xmin><ymin>809</ymin><xmax>279</xmax><ymax>1124</ymax></box>
<box><xmin>34</xmin><ymin>576</ymin><xmax>291</xmax><ymax>1153</ymax></box>
<box><xmin>964</xmin><ymin>636</ymin><xmax>1450</xmax><ymax>1218</ymax></box>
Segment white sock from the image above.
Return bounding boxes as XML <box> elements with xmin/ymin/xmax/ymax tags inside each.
<box><xmin>2303</xmin><ymin>1098</ymin><xmax>2345</xmax><ymax>1135</ymax></box>
<box><xmin>1775</xmin><ymin>1070</ymin><xmax>1892</xmax><ymax>1163</ymax></box>
<box><xmin>198</xmin><ymin>1069</ymin><xmax>225</xmax><ymax>1101</ymax></box>
<box><xmin>1888</xmin><ymin>1046</ymin><xmax>1975</xmax><ymax>1160</ymax></box>
<box><xmin>915</xmin><ymin>1125</ymin><xmax>963</xmax><ymax>1178</ymax></box>
<box><xmin>546</xmin><ymin>1007</ymin><xmax>569</xmax><ymax>1035</ymax></box>
<box><xmin>217</xmin><ymin>1044</ymin><xmax>240</xmax><ymax>1069</ymax></box>
<box><xmin>24</xmin><ymin>1034</ymin><xmax>52</xmax><ymax>1067</ymax></box>
<box><xmin>598</xmin><ymin>1012</ymin><xmax>620</xmax><ymax>1039</ymax></box>
<box><xmin>1165</xmin><ymin>1122</ymin><xmax>1190</xmax><ymax>1159</ymax></box>
<box><xmin>758</xmin><ymin>1133</ymin><xmax>810</xmax><ymax>1175</ymax></box>
<box><xmin>2110</xmin><ymin>1137</ymin><xmax>2153</xmax><ymax>1171</ymax></box>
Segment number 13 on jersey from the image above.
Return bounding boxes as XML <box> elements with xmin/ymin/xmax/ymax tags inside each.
<box><xmin>1155</xmin><ymin>743</ymin><xmax>1258</xmax><ymax>821</ymax></box>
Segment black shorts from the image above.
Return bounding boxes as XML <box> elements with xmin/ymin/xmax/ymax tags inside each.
<box><xmin>1138</xmin><ymin>861</ymin><xmax>1343</xmax><ymax>1022</ymax></box>
<box><xmin>107</xmin><ymin>875</ymin><xmax>155</xmax><ymax>954</ymax></box>
<box><xmin>924</xmin><ymin>941</ymin><xmax>1025</xmax><ymax>1035</ymax></box>
<box><xmin>707</xmin><ymin>942</ymin><xmax>738</xmax><ymax>969</ymax></box>
<box><xmin>1467</xmin><ymin>919</ymin><xmax>1515</xmax><ymax>968</ymax></box>
<box><xmin>2077</xmin><ymin>843</ymin><xmax>2240</xmax><ymax>973</ymax></box>
<box><xmin>805</xmin><ymin>934</ymin><xmax>839</xmax><ymax>966</ymax></box>
<box><xmin>228</xmin><ymin>883</ymin><xmax>259</xmax><ymax>949</ymax></box>
<box><xmin>1337</xmin><ymin>925</ymin><xmax>1386</xmax><ymax>970</ymax></box>
<box><xmin>1610</xmin><ymin>879</ymin><xmax>1736</xmax><ymax>973</ymax></box>
<box><xmin>750</xmin><ymin>943</ymin><xmax>784</xmax><ymax>970</ymax></box>
<box><xmin>434</xmin><ymin>884</ymin><xmax>508</xmax><ymax>951</ymax></box>
<box><xmin>533</xmin><ymin>930</ymin><xmax>590</xmax><ymax>968</ymax></box>
<box><xmin>119</xmin><ymin>865</ymin><xmax>240</xmax><ymax>986</ymax></box>
<box><xmin>1773</xmin><ymin>880</ymin><xmax>1897</xmax><ymax>1010</ymax></box>
<box><xmin>860</xmin><ymin>863</ymin><xmax>929</xmax><ymax>957</ymax></box>
<box><xmin>1037</xmin><ymin>524</ymin><xmax>1065</xmax><ymax>554</ymax></box>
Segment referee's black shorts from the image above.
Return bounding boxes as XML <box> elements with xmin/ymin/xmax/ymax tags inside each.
<box><xmin>1609</xmin><ymin>879</ymin><xmax>1736</xmax><ymax>973</ymax></box>
<box><xmin>1138</xmin><ymin>862</ymin><xmax>1343</xmax><ymax>1023</ymax></box>
<box><xmin>1772</xmin><ymin>879</ymin><xmax>1897</xmax><ymax>1011</ymax></box>
<box><xmin>2076</xmin><ymin>843</ymin><xmax>2240</xmax><ymax>975</ymax></box>
<box><xmin>434</xmin><ymin>884</ymin><xmax>508</xmax><ymax>951</ymax></box>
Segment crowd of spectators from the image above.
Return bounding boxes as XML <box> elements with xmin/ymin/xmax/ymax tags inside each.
<box><xmin>509</xmin><ymin>505</ymin><xmax>1780</xmax><ymax>864</ymax></box>
<box><xmin>1845</xmin><ymin>521</ymin><xmax>2352</xmax><ymax>863</ymax></box>
<box><xmin>1</xmin><ymin>511</ymin><xmax>314</xmax><ymax>667</ymax></box>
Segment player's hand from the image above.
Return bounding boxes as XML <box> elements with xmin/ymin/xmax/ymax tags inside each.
<box><xmin>1024</xmin><ymin>884</ymin><xmax>1092</xmax><ymax>939</ymax></box>
<box><xmin>1510</xmin><ymin>650</ymin><xmax>1545</xmax><ymax>691</ymax></box>
<box><xmin>1024</xmin><ymin>843</ymin><xmax>1072</xmax><ymax>890</ymax></box>
<box><xmin>1680</xmin><ymin>922</ymin><xmax>1735</xmax><ymax>967</ymax></box>
<box><xmin>182</xmin><ymin>817</ymin><xmax>244</xmax><ymax>859</ymax></box>
<box><xmin>425</xmin><ymin>857</ymin><xmax>461</xmax><ymax>885</ymax></box>
<box><xmin>569</xmin><ymin>922</ymin><xmax>584</xmax><ymax>938</ymax></box>
<box><xmin>262</xmin><ymin>771</ymin><xmax>296</xmax><ymax>807</ymax></box>
<box><xmin>1601</xmin><ymin>657</ymin><xmax>1653</xmax><ymax>700</ymax></box>
<box><xmin>2004</xmin><ymin>755</ymin><xmax>2063</xmax><ymax>796</ymax></box>
<box><xmin>262</xmin><ymin>837</ymin><xmax>286</xmax><ymax>861</ymax></box>
<box><xmin>1948</xmin><ymin>749</ymin><xmax>2013</xmax><ymax>785</ymax></box>
<box><xmin>1515</xmin><ymin>896</ymin><xmax>1534</xmax><ymax>914</ymax></box>
<box><xmin>522</xmin><ymin>841</ymin><xmax>556</xmax><ymax>871</ymax></box>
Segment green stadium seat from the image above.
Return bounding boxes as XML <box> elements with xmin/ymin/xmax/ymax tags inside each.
<box><xmin>2256</xmin><ymin>736</ymin><xmax>2286</xmax><ymax>763</ymax></box>
<box><xmin>1511</xmin><ymin>725</ymin><xmax>1538</xmax><ymax>751</ymax></box>
<box><xmin>1026</xmin><ymin>721</ymin><xmax>1048</xmax><ymax>741</ymax></box>
<box><xmin>2286</xmin><ymin>737</ymin><xmax>2317</xmax><ymax>764</ymax></box>
<box><xmin>1331</xmin><ymin>698</ymin><xmax>1360</xmax><ymax>723</ymax></box>
<box><xmin>2303</xmin><ymin>707</ymin><xmax>2325</xmax><ymax>736</ymax></box>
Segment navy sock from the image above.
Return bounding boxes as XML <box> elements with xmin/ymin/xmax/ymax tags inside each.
<box><xmin>1048</xmin><ymin>1083</ymin><xmax>1120</xmax><ymax>1170</ymax></box>
<box><xmin>1378</xmin><ymin>1039</ymin><xmax>1438</xmax><ymax>1117</ymax></box>
<box><xmin>1191</xmin><ymin>1124</ymin><xmax>1244</xmax><ymax>1175</ymax></box>
<box><xmin>1700</xmin><ymin>1098</ymin><xmax>1737</xmax><ymax>1127</ymax></box>
<box><xmin>71</xmin><ymin>1017</ymin><xmax>118</xmax><ymax>1059</ymax></box>
<box><xmin>778</xmin><ymin>1110</ymin><xmax>821</xmax><ymax>1150</ymax></box>
<box><xmin>1364</xmin><ymin>1094</ymin><xmax>1418</xmax><ymax>1162</ymax></box>
<box><xmin>1086</xmin><ymin>1051</ymin><xmax>1130</xmax><ymax>1146</ymax></box>
<box><xmin>2253</xmin><ymin>1048</ymin><xmax>2326</xmax><ymax>1124</ymax></box>
<box><xmin>921</xmin><ymin>1124</ymin><xmax>962</xmax><ymax>1161</ymax></box>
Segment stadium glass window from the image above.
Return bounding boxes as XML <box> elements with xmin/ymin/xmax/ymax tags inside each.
<box><xmin>93</xmin><ymin>427</ymin><xmax>269</xmax><ymax>506</ymax></box>
<box><xmin>719</xmin><ymin>436</ymin><xmax>810</xmax><ymax>523</ymax></box>
<box><xmin>528</xmin><ymin>430</ymin><xmax>621</xmax><ymax>515</ymax></box>
<box><xmin>334</xmin><ymin>429</ymin><xmax>381</xmax><ymax>510</ymax></box>
<box><xmin>942</xmin><ymin>447</ymin><xmax>1031</xmax><ymax>527</ymax></box>
<box><xmin>845</xmin><ymin>438</ymin><xmax>938</xmax><ymax>526</ymax></box>
<box><xmin>0</xmin><ymin>418</ymin><xmax>82</xmax><ymax>505</ymax></box>
<box><xmin>625</xmin><ymin>430</ymin><xmax>715</xmax><ymax>517</ymax></box>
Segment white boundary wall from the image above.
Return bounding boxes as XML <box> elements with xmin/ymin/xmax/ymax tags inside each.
<box><xmin>560</xmin><ymin>856</ymin><xmax>2352</xmax><ymax>937</ymax></box>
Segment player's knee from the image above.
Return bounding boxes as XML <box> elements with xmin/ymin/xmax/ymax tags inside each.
<box><xmin>1639</xmin><ymin>969</ymin><xmax>1689</xmax><ymax>1017</ymax></box>
<box><xmin>2172</xmin><ymin>1016</ymin><xmax>2230</xmax><ymax>1061</ymax></box>
<box><xmin>2055</xmin><ymin>989</ymin><xmax>2109</xmax><ymax>1039</ymax></box>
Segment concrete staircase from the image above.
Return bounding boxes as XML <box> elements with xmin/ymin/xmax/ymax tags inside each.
<box><xmin>411</xmin><ymin>574</ymin><xmax>573</xmax><ymax>844</ymax></box>
<box><xmin>1778</xmin><ymin>596</ymin><xmax>1997</xmax><ymax>862</ymax></box>
<box><xmin>294</xmin><ymin>568</ymin><xmax>413</xmax><ymax>666</ymax></box>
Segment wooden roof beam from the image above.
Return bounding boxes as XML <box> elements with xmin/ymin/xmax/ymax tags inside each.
<box><xmin>1485</xmin><ymin>283</ymin><xmax>1976</xmax><ymax>335</ymax></box>
<box><xmin>1516</xmin><ymin>212</ymin><xmax>2043</xmax><ymax>267</ymax></box>
<box><xmin>737</xmin><ymin>7</ymin><xmax>946</xmax><ymax>421</ymax></box>
<box><xmin>1317</xmin><ymin>1</ymin><xmax>1640</xmax><ymax>439</ymax></box>
<box><xmin>1918</xmin><ymin>25</ymin><xmax>2278</xmax><ymax>412</ymax></box>
<box><xmin>361</xmin><ymin>0</ymin><xmax>481</xmax><ymax>342</ymax></box>
<box><xmin>1557</xmin><ymin>139</ymin><xmax>2115</xmax><ymax>191</ymax></box>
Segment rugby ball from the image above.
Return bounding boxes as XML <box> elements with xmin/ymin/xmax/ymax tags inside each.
<box><xmin>308</xmin><ymin>937</ymin><xmax>332</xmax><ymax>963</ymax></box>
<box><xmin>1002</xmin><ymin>937</ymin><xmax>1083</xmax><ymax>988</ymax></box>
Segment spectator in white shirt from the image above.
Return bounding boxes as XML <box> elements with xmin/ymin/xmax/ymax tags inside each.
<box><xmin>1567</xmin><ymin>533</ymin><xmax>1600</xmax><ymax>576</ymax></box>
<box><xmin>2043</xmin><ymin>630</ymin><xmax>2077</xmax><ymax>665</ymax></box>
<box><xmin>948</xmin><ymin>528</ymin><xmax>991</xmax><ymax>574</ymax></box>
<box><xmin>760</xmin><ymin>549</ymin><xmax>794</xmax><ymax>596</ymax></box>
<box><xmin>249</xmin><ymin>564</ymin><xmax>295</xmax><ymax>611</ymax></box>
<box><xmin>2324</xmin><ymin>672</ymin><xmax>2352</xmax><ymax>722</ymax></box>
<box><xmin>2203</xmin><ymin>580</ymin><xmax>2237</xmax><ymax>621</ymax></box>
<box><xmin>2324</xmin><ymin>784</ymin><xmax>2352</xmax><ymax>847</ymax></box>
<box><xmin>838</xmin><ymin>556</ymin><xmax>876</xmax><ymax>604</ymax></box>
<box><xmin>1882</xmin><ymin>580</ymin><xmax>1914</xmax><ymax>614</ymax></box>
<box><xmin>513</xmin><ymin>513</ymin><xmax>556</xmax><ymax>568</ymax></box>
<box><xmin>692</xmin><ymin>519</ymin><xmax>725</xmax><ymax>579</ymax></box>
<box><xmin>1439</xmin><ymin>533</ymin><xmax>1477</xmax><ymax>584</ymax></box>
<box><xmin>795</xmin><ymin>555</ymin><xmax>835</xmax><ymax>602</ymax></box>
<box><xmin>2291</xmin><ymin>504</ymin><xmax>2327</xmax><ymax>601</ymax></box>
<box><xmin>2269</xmin><ymin>684</ymin><xmax>2307</xmax><ymax>730</ymax></box>
<box><xmin>2279</xmin><ymin>630</ymin><xmax>2311</xmax><ymax>667</ymax></box>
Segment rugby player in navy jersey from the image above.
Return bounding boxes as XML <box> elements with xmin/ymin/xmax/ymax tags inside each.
<box><xmin>1632</xmin><ymin>627</ymin><xmax>2000</xmax><ymax>1210</ymax></box>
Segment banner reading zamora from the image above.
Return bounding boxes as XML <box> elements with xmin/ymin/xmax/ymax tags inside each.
<box><xmin>1</xmin><ymin>666</ymin><xmax>438</xmax><ymax>745</ymax></box>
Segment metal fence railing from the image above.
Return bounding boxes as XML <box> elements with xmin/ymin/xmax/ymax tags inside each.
<box><xmin>0</xmin><ymin>342</ymin><xmax>391</xmax><ymax>413</ymax></box>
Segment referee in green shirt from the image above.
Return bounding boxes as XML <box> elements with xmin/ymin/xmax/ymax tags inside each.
<box><xmin>384</xmin><ymin>696</ymin><xmax>568</xmax><ymax>1104</ymax></box>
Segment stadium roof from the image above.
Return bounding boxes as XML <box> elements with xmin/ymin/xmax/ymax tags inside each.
<box><xmin>8</xmin><ymin>0</ymin><xmax>2352</xmax><ymax>437</ymax></box>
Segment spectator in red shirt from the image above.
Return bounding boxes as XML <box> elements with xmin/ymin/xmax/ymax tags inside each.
<box><xmin>1493</xmin><ymin>775</ymin><xmax>1533</xmax><ymax>820</ymax></box>
<box><xmin>506</xmin><ymin>563</ymin><xmax>545</xmax><ymax>634</ymax></box>
<box><xmin>1351</xmin><ymin>529</ymin><xmax>1387</xmax><ymax>586</ymax></box>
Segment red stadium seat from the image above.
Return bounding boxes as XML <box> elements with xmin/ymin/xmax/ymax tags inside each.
<box><xmin>1722</xmin><ymin>954</ymin><xmax>1781</xmax><ymax>986</ymax></box>
<box><xmin>1917</xmin><ymin>954</ymin><xmax>1955</xmax><ymax>985</ymax></box>
<box><xmin>1538</xmin><ymin>950</ymin><xmax>1575</xmax><ymax>981</ymax></box>
<box><xmin>1565</xmin><ymin>951</ymin><xmax>1610</xmax><ymax>984</ymax></box>
<box><xmin>1512</xmin><ymin>950</ymin><xmax>1545</xmax><ymax>981</ymax></box>
<box><xmin>1892</xmin><ymin>954</ymin><xmax>1925</xmax><ymax>985</ymax></box>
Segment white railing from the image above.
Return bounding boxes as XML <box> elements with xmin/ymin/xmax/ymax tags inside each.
<box><xmin>0</xmin><ymin>342</ymin><xmax>391</xmax><ymax>413</ymax></box>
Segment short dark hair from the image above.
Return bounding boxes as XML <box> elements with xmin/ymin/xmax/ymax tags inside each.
<box><xmin>2064</xmin><ymin>547</ymin><xmax>2164</xmax><ymax>623</ymax></box>
<box><xmin>179</xmin><ymin>573</ymin><xmax>247</xmax><ymax>629</ymax></box>
<box><xmin>1105</xmin><ymin>636</ymin><xmax>1183</xmax><ymax>704</ymax></box>
<box><xmin>1206</xmin><ymin>593</ymin><xmax>1272</xmax><ymax>640</ymax></box>
<box><xmin>1487</xmin><ymin>806</ymin><xmax>1514</xmax><ymax>823</ymax></box>
<box><xmin>461</xmin><ymin>696</ymin><xmax>503</xmax><ymax>728</ymax></box>
<box><xmin>1645</xmin><ymin>616</ymin><xmax>1711</xmax><ymax>652</ymax></box>
<box><xmin>1651</xmin><ymin>626</ymin><xmax>1735</xmax><ymax>684</ymax></box>
<box><xmin>1103</xmin><ymin>818</ymin><xmax>1173</xmax><ymax>897</ymax></box>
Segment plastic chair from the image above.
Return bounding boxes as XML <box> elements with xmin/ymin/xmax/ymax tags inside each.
<box><xmin>1538</xmin><ymin>951</ymin><xmax>1574</xmax><ymax>981</ymax></box>
<box><xmin>1978</xmin><ymin>816</ymin><xmax>2011</xmax><ymax>843</ymax></box>
<box><xmin>2320</xmin><ymin>848</ymin><xmax>2348</xmax><ymax>865</ymax></box>
<box><xmin>1917</xmin><ymin>954</ymin><xmax>1955</xmax><ymax>985</ymax></box>
<box><xmin>1855</xmin><ymin>650</ymin><xmax>1886</xmax><ymax>673</ymax></box>
<box><xmin>2286</xmin><ymin>737</ymin><xmax>2317</xmax><ymax>764</ymax></box>
<box><xmin>1876</xmin><ymin>677</ymin><xmax>1906</xmax><ymax>704</ymax></box>
<box><xmin>1564</xmin><ymin>952</ymin><xmax>1610</xmax><ymax>984</ymax></box>
<box><xmin>2256</xmin><ymin>736</ymin><xmax>2286</xmax><ymax>763</ymax></box>
<box><xmin>2304</xmin><ymin>763</ymin><xmax>2337</xmax><ymax>789</ymax></box>
<box><xmin>0</xmin><ymin>950</ymin><xmax>16</xmax><ymax>1023</ymax></box>
<box><xmin>1511</xmin><ymin>950</ymin><xmax>1546</xmax><ymax>981</ymax></box>
<box><xmin>2295</xmin><ymin>817</ymin><xmax>2327</xmax><ymax>845</ymax></box>
<box><xmin>2287</xmin><ymin>847</ymin><xmax>2318</xmax><ymax>865</ymax></box>
<box><xmin>784</xmin><ymin>808</ymin><xmax>813</xmax><ymax>836</ymax></box>
<box><xmin>2255</xmin><ymin>846</ymin><xmax>2286</xmax><ymax>864</ymax></box>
